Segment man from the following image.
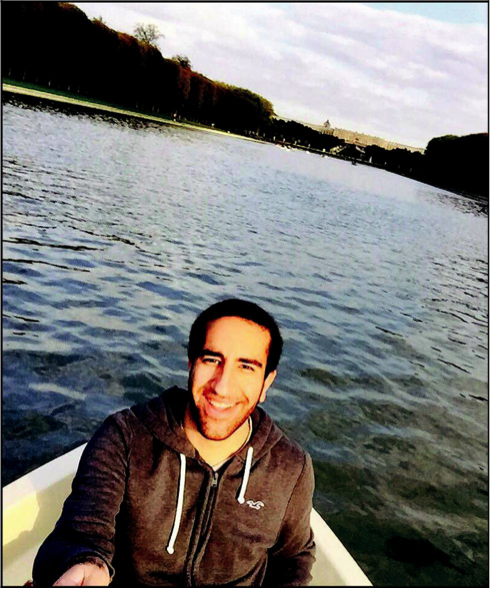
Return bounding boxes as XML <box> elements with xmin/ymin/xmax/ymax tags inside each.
<box><xmin>33</xmin><ymin>299</ymin><xmax>315</xmax><ymax>587</ymax></box>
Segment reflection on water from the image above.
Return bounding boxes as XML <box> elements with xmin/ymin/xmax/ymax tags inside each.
<box><xmin>3</xmin><ymin>95</ymin><xmax>488</xmax><ymax>587</ymax></box>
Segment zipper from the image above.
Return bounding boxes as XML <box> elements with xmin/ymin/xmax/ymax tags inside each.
<box><xmin>189</xmin><ymin>469</ymin><xmax>220</xmax><ymax>586</ymax></box>
<box><xmin>198</xmin><ymin>470</ymin><xmax>219</xmax><ymax>544</ymax></box>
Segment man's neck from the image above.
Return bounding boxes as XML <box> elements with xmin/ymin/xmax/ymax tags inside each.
<box><xmin>184</xmin><ymin>408</ymin><xmax>251</xmax><ymax>467</ymax></box>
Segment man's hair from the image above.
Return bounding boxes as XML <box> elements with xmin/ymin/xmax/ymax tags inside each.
<box><xmin>188</xmin><ymin>299</ymin><xmax>283</xmax><ymax>377</ymax></box>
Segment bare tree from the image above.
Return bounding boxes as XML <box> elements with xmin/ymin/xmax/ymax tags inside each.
<box><xmin>134</xmin><ymin>23</ymin><xmax>164</xmax><ymax>46</ymax></box>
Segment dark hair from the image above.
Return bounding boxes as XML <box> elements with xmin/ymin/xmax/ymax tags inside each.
<box><xmin>188</xmin><ymin>299</ymin><xmax>283</xmax><ymax>377</ymax></box>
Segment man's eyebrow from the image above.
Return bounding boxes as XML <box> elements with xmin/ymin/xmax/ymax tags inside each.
<box><xmin>201</xmin><ymin>349</ymin><xmax>223</xmax><ymax>358</ymax></box>
<box><xmin>238</xmin><ymin>358</ymin><xmax>263</xmax><ymax>368</ymax></box>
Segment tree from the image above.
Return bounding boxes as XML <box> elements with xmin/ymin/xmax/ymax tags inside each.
<box><xmin>424</xmin><ymin>133</ymin><xmax>488</xmax><ymax>197</ymax></box>
<box><xmin>134</xmin><ymin>23</ymin><xmax>163</xmax><ymax>46</ymax></box>
<box><xmin>172</xmin><ymin>54</ymin><xmax>192</xmax><ymax>69</ymax></box>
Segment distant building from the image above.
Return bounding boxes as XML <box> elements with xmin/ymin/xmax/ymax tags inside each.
<box><xmin>280</xmin><ymin>117</ymin><xmax>424</xmax><ymax>153</ymax></box>
<box><xmin>329</xmin><ymin>127</ymin><xmax>424</xmax><ymax>153</ymax></box>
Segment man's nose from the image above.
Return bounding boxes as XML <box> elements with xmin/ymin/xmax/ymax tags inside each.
<box><xmin>213</xmin><ymin>363</ymin><xmax>233</xmax><ymax>396</ymax></box>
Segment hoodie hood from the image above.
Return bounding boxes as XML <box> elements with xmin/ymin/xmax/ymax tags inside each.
<box><xmin>129</xmin><ymin>386</ymin><xmax>285</xmax><ymax>471</ymax></box>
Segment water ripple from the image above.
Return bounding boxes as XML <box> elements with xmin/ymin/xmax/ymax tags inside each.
<box><xmin>3</xmin><ymin>96</ymin><xmax>488</xmax><ymax>587</ymax></box>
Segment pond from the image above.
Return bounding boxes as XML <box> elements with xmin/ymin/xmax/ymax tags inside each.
<box><xmin>3</xmin><ymin>94</ymin><xmax>488</xmax><ymax>587</ymax></box>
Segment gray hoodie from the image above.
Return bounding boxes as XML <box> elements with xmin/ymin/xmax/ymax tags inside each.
<box><xmin>33</xmin><ymin>387</ymin><xmax>315</xmax><ymax>587</ymax></box>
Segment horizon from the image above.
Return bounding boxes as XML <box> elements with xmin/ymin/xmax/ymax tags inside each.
<box><xmin>74</xmin><ymin>2</ymin><xmax>487</xmax><ymax>148</ymax></box>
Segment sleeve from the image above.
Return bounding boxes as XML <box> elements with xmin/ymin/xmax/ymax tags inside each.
<box><xmin>32</xmin><ymin>412</ymin><xmax>132</xmax><ymax>587</ymax></box>
<box><xmin>263</xmin><ymin>453</ymin><xmax>316</xmax><ymax>587</ymax></box>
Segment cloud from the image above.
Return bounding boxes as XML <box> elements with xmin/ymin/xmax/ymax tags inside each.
<box><xmin>76</xmin><ymin>2</ymin><xmax>487</xmax><ymax>147</ymax></box>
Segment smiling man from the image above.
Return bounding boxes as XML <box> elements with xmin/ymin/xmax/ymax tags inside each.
<box><xmin>33</xmin><ymin>299</ymin><xmax>315</xmax><ymax>587</ymax></box>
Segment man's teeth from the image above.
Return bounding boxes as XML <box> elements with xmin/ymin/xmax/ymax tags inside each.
<box><xmin>209</xmin><ymin>399</ymin><xmax>235</xmax><ymax>409</ymax></box>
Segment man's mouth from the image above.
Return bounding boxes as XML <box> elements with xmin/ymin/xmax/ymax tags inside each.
<box><xmin>208</xmin><ymin>398</ymin><xmax>236</xmax><ymax>409</ymax></box>
<box><xmin>203</xmin><ymin>394</ymin><xmax>240</xmax><ymax>417</ymax></box>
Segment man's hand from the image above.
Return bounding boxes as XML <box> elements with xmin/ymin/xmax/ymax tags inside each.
<box><xmin>53</xmin><ymin>562</ymin><xmax>110</xmax><ymax>586</ymax></box>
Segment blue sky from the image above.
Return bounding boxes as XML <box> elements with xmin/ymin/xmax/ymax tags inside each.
<box><xmin>76</xmin><ymin>3</ymin><xmax>488</xmax><ymax>148</ymax></box>
<box><xmin>364</xmin><ymin>2</ymin><xmax>488</xmax><ymax>24</ymax></box>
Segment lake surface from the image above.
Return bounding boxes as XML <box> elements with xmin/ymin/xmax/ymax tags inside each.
<box><xmin>3</xmin><ymin>94</ymin><xmax>488</xmax><ymax>587</ymax></box>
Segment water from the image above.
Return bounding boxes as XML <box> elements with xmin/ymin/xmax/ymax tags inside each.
<box><xmin>3</xmin><ymin>94</ymin><xmax>488</xmax><ymax>587</ymax></box>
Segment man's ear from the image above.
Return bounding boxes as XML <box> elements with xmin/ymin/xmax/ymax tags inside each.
<box><xmin>259</xmin><ymin>370</ymin><xmax>277</xmax><ymax>403</ymax></box>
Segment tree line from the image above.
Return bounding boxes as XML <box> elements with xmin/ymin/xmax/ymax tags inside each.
<box><xmin>3</xmin><ymin>2</ymin><xmax>277</xmax><ymax>132</ymax></box>
<box><xmin>362</xmin><ymin>133</ymin><xmax>488</xmax><ymax>199</ymax></box>
<box><xmin>3</xmin><ymin>2</ymin><xmax>487</xmax><ymax>199</ymax></box>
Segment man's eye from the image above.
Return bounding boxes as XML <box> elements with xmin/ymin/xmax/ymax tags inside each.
<box><xmin>203</xmin><ymin>357</ymin><xmax>220</xmax><ymax>364</ymax></box>
<box><xmin>241</xmin><ymin>364</ymin><xmax>255</xmax><ymax>371</ymax></box>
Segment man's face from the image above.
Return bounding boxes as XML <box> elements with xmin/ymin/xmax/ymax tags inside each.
<box><xmin>188</xmin><ymin>316</ymin><xmax>277</xmax><ymax>441</ymax></box>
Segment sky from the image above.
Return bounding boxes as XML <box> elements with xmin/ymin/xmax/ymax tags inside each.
<box><xmin>75</xmin><ymin>2</ymin><xmax>488</xmax><ymax>148</ymax></box>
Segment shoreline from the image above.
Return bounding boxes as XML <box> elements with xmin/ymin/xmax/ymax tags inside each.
<box><xmin>3</xmin><ymin>82</ymin><xmax>487</xmax><ymax>206</ymax></box>
<box><xmin>2</xmin><ymin>82</ymin><xmax>267</xmax><ymax>147</ymax></box>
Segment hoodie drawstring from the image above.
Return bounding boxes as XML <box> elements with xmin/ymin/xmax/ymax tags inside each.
<box><xmin>237</xmin><ymin>447</ymin><xmax>254</xmax><ymax>504</ymax></box>
<box><xmin>166</xmin><ymin>453</ymin><xmax>186</xmax><ymax>554</ymax></box>
<box><xmin>166</xmin><ymin>446</ymin><xmax>255</xmax><ymax>555</ymax></box>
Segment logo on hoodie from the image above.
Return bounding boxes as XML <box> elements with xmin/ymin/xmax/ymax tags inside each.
<box><xmin>246</xmin><ymin>500</ymin><xmax>265</xmax><ymax>510</ymax></box>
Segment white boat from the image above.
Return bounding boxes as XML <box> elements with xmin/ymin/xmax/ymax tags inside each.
<box><xmin>3</xmin><ymin>445</ymin><xmax>371</xmax><ymax>587</ymax></box>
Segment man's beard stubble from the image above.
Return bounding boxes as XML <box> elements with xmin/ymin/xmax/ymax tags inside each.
<box><xmin>187</xmin><ymin>369</ymin><xmax>263</xmax><ymax>441</ymax></box>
